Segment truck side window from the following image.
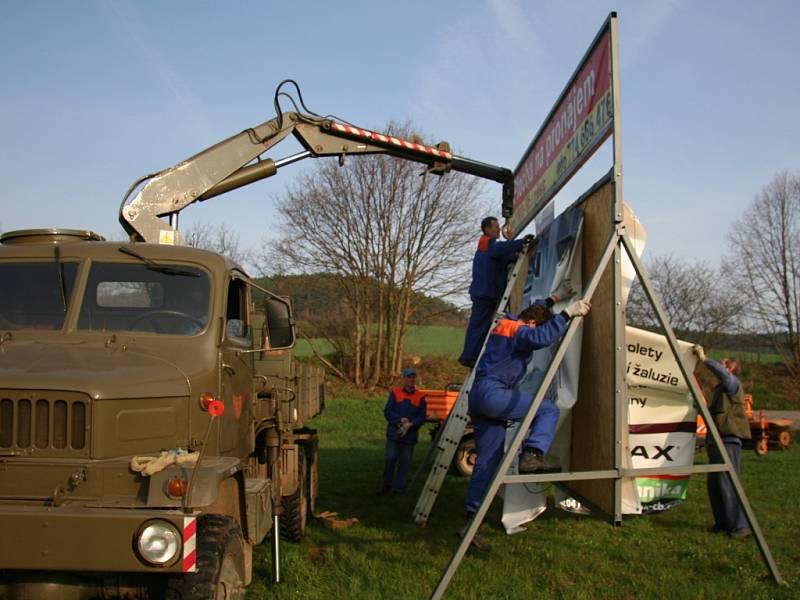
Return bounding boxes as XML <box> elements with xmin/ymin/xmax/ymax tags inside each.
<box><xmin>225</xmin><ymin>279</ymin><xmax>249</xmax><ymax>344</ymax></box>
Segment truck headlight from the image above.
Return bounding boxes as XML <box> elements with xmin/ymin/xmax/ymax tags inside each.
<box><xmin>135</xmin><ymin>520</ymin><xmax>181</xmax><ymax>566</ymax></box>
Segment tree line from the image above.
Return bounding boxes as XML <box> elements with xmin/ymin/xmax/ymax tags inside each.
<box><xmin>627</xmin><ymin>171</ymin><xmax>800</xmax><ymax>378</ymax></box>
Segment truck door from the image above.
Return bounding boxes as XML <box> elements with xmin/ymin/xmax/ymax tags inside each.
<box><xmin>219</xmin><ymin>277</ymin><xmax>253</xmax><ymax>454</ymax></box>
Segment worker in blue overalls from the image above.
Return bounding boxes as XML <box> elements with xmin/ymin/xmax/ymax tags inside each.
<box><xmin>459</xmin><ymin>295</ymin><xmax>590</xmax><ymax>550</ymax></box>
<box><xmin>458</xmin><ymin>216</ymin><xmax>532</xmax><ymax>368</ymax></box>
<box><xmin>379</xmin><ymin>367</ymin><xmax>428</xmax><ymax>496</ymax></box>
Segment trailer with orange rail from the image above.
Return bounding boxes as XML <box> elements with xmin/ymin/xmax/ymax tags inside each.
<box><xmin>695</xmin><ymin>394</ymin><xmax>793</xmax><ymax>455</ymax></box>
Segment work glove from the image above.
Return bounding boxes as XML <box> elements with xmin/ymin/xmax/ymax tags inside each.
<box><xmin>564</xmin><ymin>299</ymin><xmax>591</xmax><ymax>318</ymax></box>
<box><xmin>397</xmin><ymin>418</ymin><xmax>412</xmax><ymax>437</ymax></box>
<box><xmin>692</xmin><ymin>344</ymin><xmax>706</xmax><ymax>363</ymax></box>
<box><xmin>550</xmin><ymin>278</ymin><xmax>576</xmax><ymax>303</ymax></box>
<box><xmin>522</xmin><ymin>234</ymin><xmax>535</xmax><ymax>246</ymax></box>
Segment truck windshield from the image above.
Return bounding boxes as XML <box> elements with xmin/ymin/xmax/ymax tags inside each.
<box><xmin>0</xmin><ymin>262</ymin><xmax>79</xmax><ymax>330</ymax></box>
<box><xmin>78</xmin><ymin>262</ymin><xmax>210</xmax><ymax>335</ymax></box>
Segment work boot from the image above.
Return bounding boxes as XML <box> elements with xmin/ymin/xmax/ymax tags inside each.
<box><xmin>456</xmin><ymin>518</ymin><xmax>491</xmax><ymax>552</ymax></box>
<box><xmin>458</xmin><ymin>357</ymin><xmax>476</xmax><ymax>368</ymax></box>
<box><xmin>518</xmin><ymin>447</ymin><xmax>561</xmax><ymax>474</ymax></box>
<box><xmin>728</xmin><ymin>527</ymin><xmax>752</xmax><ymax>539</ymax></box>
<box><xmin>376</xmin><ymin>484</ymin><xmax>391</xmax><ymax>496</ymax></box>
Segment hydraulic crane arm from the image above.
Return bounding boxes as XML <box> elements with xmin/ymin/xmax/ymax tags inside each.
<box><xmin>120</xmin><ymin>110</ymin><xmax>514</xmax><ymax>244</ymax></box>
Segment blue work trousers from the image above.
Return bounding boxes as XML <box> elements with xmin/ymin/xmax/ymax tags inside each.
<box><xmin>707</xmin><ymin>439</ymin><xmax>749</xmax><ymax>531</ymax></box>
<box><xmin>465</xmin><ymin>380</ymin><xmax>559</xmax><ymax>513</ymax></box>
<box><xmin>383</xmin><ymin>439</ymin><xmax>415</xmax><ymax>493</ymax></box>
<box><xmin>459</xmin><ymin>299</ymin><xmax>496</xmax><ymax>366</ymax></box>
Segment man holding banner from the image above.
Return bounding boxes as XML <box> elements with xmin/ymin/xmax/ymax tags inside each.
<box><xmin>693</xmin><ymin>345</ymin><xmax>752</xmax><ymax>538</ymax></box>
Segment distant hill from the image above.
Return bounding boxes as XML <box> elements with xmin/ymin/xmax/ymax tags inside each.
<box><xmin>254</xmin><ymin>273</ymin><xmax>466</xmax><ymax>326</ymax></box>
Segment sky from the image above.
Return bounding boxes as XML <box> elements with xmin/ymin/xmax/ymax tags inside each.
<box><xmin>1</xmin><ymin>0</ymin><xmax>799</xmax><ymax>270</ymax></box>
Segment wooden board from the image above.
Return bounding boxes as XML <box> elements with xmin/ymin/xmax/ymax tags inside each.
<box><xmin>564</xmin><ymin>180</ymin><xmax>617</xmax><ymax>517</ymax></box>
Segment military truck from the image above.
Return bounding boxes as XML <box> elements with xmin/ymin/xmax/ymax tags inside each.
<box><xmin>0</xmin><ymin>81</ymin><xmax>513</xmax><ymax>599</ymax></box>
<box><xmin>0</xmin><ymin>227</ymin><xmax>324</xmax><ymax>599</ymax></box>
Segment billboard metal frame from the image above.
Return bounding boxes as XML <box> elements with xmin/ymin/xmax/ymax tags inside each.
<box><xmin>425</xmin><ymin>13</ymin><xmax>783</xmax><ymax>599</ymax></box>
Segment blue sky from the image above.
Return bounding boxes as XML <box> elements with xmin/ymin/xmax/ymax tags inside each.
<box><xmin>1</xmin><ymin>1</ymin><xmax>798</xmax><ymax>267</ymax></box>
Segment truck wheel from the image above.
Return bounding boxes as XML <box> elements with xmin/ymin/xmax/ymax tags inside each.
<box><xmin>280</xmin><ymin>450</ymin><xmax>308</xmax><ymax>541</ymax></box>
<box><xmin>166</xmin><ymin>515</ymin><xmax>246</xmax><ymax>600</ymax></box>
<box><xmin>454</xmin><ymin>436</ymin><xmax>477</xmax><ymax>477</ymax></box>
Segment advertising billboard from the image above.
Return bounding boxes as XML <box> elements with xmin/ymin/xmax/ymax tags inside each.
<box><xmin>508</xmin><ymin>16</ymin><xmax>617</xmax><ymax>237</ymax></box>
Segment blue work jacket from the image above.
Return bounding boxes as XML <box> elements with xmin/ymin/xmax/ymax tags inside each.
<box><xmin>384</xmin><ymin>386</ymin><xmax>427</xmax><ymax>444</ymax></box>
<box><xmin>475</xmin><ymin>309</ymin><xmax>569</xmax><ymax>388</ymax></box>
<box><xmin>468</xmin><ymin>235</ymin><xmax>525</xmax><ymax>302</ymax></box>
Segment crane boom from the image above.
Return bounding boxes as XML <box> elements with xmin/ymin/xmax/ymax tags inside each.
<box><xmin>120</xmin><ymin>110</ymin><xmax>514</xmax><ymax>244</ymax></box>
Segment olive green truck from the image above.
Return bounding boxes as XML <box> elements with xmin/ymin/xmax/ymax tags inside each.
<box><xmin>0</xmin><ymin>227</ymin><xmax>324</xmax><ymax>599</ymax></box>
<box><xmin>0</xmin><ymin>82</ymin><xmax>513</xmax><ymax>599</ymax></box>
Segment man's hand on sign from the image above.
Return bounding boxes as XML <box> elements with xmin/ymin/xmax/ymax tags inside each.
<box><xmin>564</xmin><ymin>300</ymin><xmax>591</xmax><ymax>319</ymax></box>
<box><xmin>692</xmin><ymin>344</ymin><xmax>707</xmax><ymax>363</ymax></box>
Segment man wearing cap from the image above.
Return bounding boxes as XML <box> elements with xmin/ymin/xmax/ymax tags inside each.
<box><xmin>379</xmin><ymin>367</ymin><xmax>428</xmax><ymax>496</ymax></box>
<box><xmin>459</xmin><ymin>294</ymin><xmax>590</xmax><ymax>550</ymax></box>
<box><xmin>458</xmin><ymin>216</ymin><xmax>533</xmax><ymax>368</ymax></box>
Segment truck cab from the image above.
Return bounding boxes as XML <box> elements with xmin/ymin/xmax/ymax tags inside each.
<box><xmin>0</xmin><ymin>228</ymin><xmax>323</xmax><ymax>599</ymax></box>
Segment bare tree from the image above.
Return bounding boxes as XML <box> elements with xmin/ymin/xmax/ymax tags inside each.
<box><xmin>626</xmin><ymin>254</ymin><xmax>742</xmax><ymax>348</ymax></box>
<box><xmin>263</xmin><ymin>123</ymin><xmax>486</xmax><ymax>387</ymax></box>
<box><xmin>724</xmin><ymin>171</ymin><xmax>800</xmax><ymax>375</ymax></box>
<box><xmin>183</xmin><ymin>221</ymin><xmax>254</xmax><ymax>270</ymax></box>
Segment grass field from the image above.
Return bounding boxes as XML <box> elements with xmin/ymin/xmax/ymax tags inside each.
<box><xmin>294</xmin><ymin>325</ymin><xmax>465</xmax><ymax>359</ymax></box>
<box><xmin>247</xmin><ymin>384</ymin><xmax>799</xmax><ymax>599</ymax></box>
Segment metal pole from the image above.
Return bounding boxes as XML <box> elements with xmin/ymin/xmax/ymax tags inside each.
<box><xmin>272</xmin><ymin>514</ymin><xmax>281</xmax><ymax>583</ymax></box>
<box><xmin>609</xmin><ymin>13</ymin><xmax>627</xmax><ymax>526</ymax></box>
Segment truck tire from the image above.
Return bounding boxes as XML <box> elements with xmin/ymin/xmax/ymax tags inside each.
<box><xmin>280</xmin><ymin>450</ymin><xmax>308</xmax><ymax>541</ymax></box>
<box><xmin>304</xmin><ymin>441</ymin><xmax>319</xmax><ymax>515</ymax></box>
<box><xmin>166</xmin><ymin>515</ymin><xmax>246</xmax><ymax>600</ymax></box>
<box><xmin>454</xmin><ymin>436</ymin><xmax>477</xmax><ymax>477</ymax></box>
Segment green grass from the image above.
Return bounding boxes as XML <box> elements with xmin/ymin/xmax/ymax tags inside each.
<box><xmin>246</xmin><ymin>383</ymin><xmax>799</xmax><ymax>599</ymax></box>
<box><xmin>708</xmin><ymin>348</ymin><xmax>783</xmax><ymax>364</ymax></box>
<box><xmin>294</xmin><ymin>325</ymin><xmax>465</xmax><ymax>360</ymax></box>
<box><xmin>403</xmin><ymin>325</ymin><xmax>464</xmax><ymax>357</ymax></box>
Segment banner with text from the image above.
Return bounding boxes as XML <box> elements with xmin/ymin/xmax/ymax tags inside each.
<box><xmin>622</xmin><ymin>326</ymin><xmax>698</xmax><ymax>514</ymax></box>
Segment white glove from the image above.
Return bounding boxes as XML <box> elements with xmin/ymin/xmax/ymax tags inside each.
<box><xmin>550</xmin><ymin>278</ymin><xmax>576</xmax><ymax>303</ymax></box>
<box><xmin>397</xmin><ymin>418</ymin><xmax>413</xmax><ymax>437</ymax></box>
<box><xmin>693</xmin><ymin>344</ymin><xmax>706</xmax><ymax>363</ymax></box>
<box><xmin>564</xmin><ymin>300</ymin><xmax>591</xmax><ymax>318</ymax></box>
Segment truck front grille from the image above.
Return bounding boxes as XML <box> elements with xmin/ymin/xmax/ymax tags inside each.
<box><xmin>0</xmin><ymin>391</ymin><xmax>90</xmax><ymax>457</ymax></box>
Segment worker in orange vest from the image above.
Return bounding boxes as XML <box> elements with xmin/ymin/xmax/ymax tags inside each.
<box><xmin>378</xmin><ymin>367</ymin><xmax>428</xmax><ymax>496</ymax></box>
